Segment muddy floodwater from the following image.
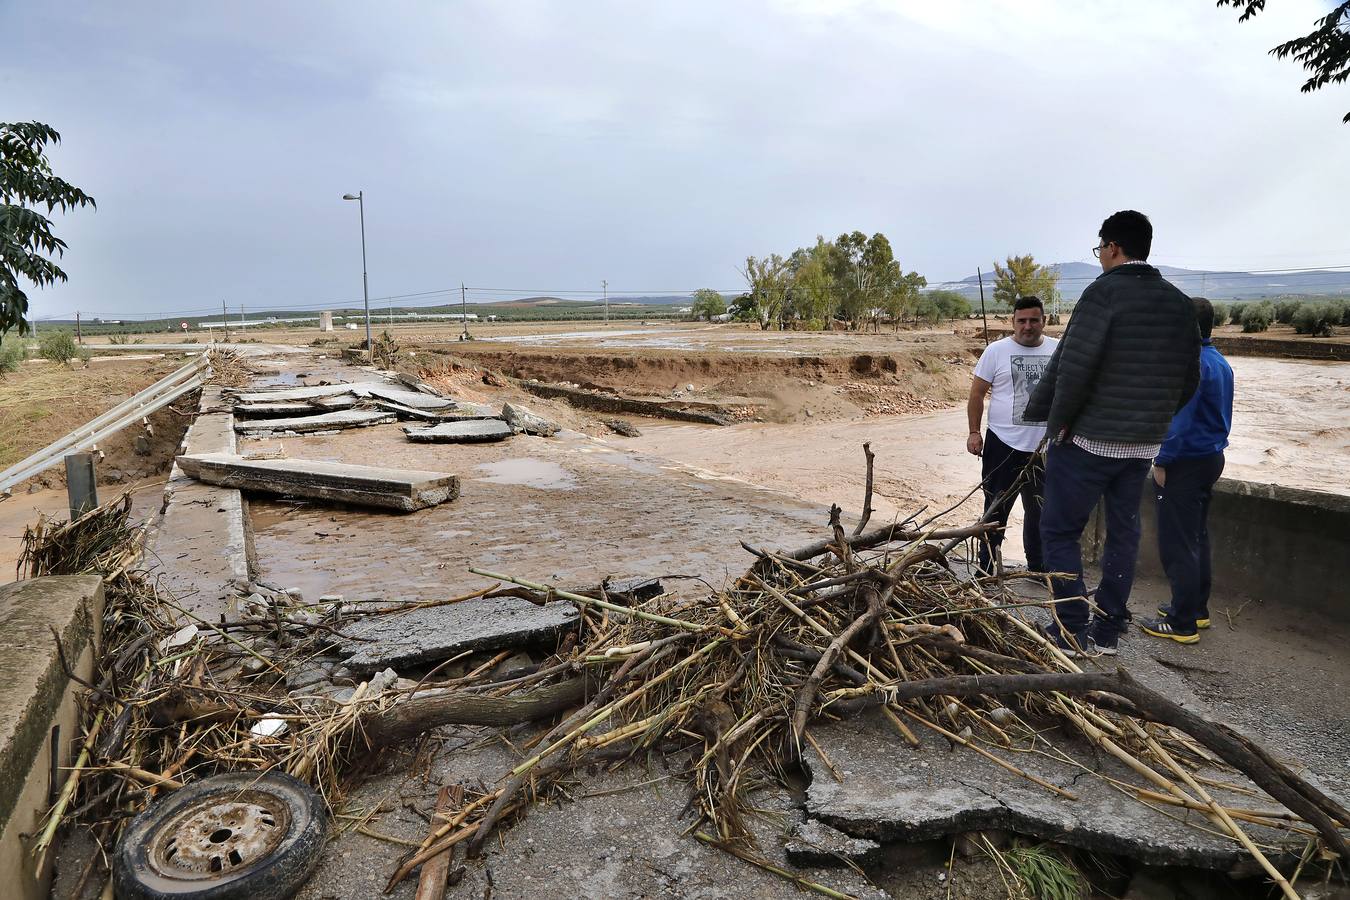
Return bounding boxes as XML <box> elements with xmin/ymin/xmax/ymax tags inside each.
<box><xmin>620</xmin><ymin>355</ymin><xmax>1349</xmax><ymax>562</ymax></box>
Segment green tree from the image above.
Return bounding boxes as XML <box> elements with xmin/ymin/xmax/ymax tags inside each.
<box><xmin>992</xmin><ymin>255</ymin><xmax>1060</xmax><ymax>312</ymax></box>
<box><xmin>788</xmin><ymin>238</ymin><xmax>838</xmax><ymax>326</ymax></box>
<box><xmin>1</xmin><ymin>122</ymin><xmax>96</xmax><ymax>339</ymax></box>
<box><xmin>740</xmin><ymin>254</ymin><xmax>791</xmax><ymax>330</ymax></box>
<box><xmin>1216</xmin><ymin>1</ymin><xmax>1350</xmax><ymax>123</ymax></box>
<box><xmin>690</xmin><ymin>288</ymin><xmax>727</xmax><ymax>321</ymax></box>
<box><xmin>828</xmin><ymin>231</ymin><xmax>904</xmax><ymax>330</ymax></box>
<box><xmin>927</xmin><ymin>289</ymin><xmax>972</xmax><ymax>322</ymax></box>
<box><xmin>881</xmin><ymin>270</ymin><xmax>927</xmax><ymax>331</ymax></box>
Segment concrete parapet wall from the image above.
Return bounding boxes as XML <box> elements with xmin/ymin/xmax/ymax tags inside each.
<box><xmin>1136</xmin><ymin>478</ymin><xmax>1350</xmax><ymax>621</ymax></box>
<box><xmin>1085</xmin><ymin>478</ymin><xmax>1350</xmax><ymax>622</ymax></box>
<box><xmin>0</xmin><ymin>575</ymin><xmax>104</xmax><ymax>900</ymax></box>
<box><xmin>1210</xmin><ymin>335</ymin><xmax>1350</xmax><ymax>362</ymax></box>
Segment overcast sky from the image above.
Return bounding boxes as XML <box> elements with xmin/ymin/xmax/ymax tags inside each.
<box><xmin>4</xmin><ymin>1</ymin><xmax>1349</xmax><ymax>320</ymax></box>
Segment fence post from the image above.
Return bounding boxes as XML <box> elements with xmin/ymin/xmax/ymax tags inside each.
<box><xmin>64</xmin><ymin>452</ymin><xmax>99</xmax><ymax>518</ymax></box>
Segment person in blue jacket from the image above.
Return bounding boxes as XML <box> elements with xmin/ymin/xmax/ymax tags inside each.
<box><xmin>1138</xmin><ymin>297</ymin><xmax>1234</xmax><ymax>644</ymax></box>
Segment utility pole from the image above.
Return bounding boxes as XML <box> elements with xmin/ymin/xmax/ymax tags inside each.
<box><xmin>602</xmin><ymin>280</ymin><xmax>609</xmax><ymax>324</ymax></box>
<box><xmin>75</xmin><ymin>311</ymin><xmax>82</xmax><ymax>344</ymax></box>
<box><xmin>461</xmin><ymin>283</ymin><xmax>471</xmax><ymax>340</ymax></box>
<box><xmin>977</xmin><ymin>267</ymin><xmax>989</xmax><ymax>346</ymax></box>
<box><xmin>223</xmin><ymin>300</ymin><xmax>230</xmax><ymax>342</ymax></box>
<box><xmin>239</xmin><ymin>304</ymin><xmax>245</xmax><ymax>337</ymax></box>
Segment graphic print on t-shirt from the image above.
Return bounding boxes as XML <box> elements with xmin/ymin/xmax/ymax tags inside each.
<box><xmin>1009</xmin><ymin>354</ymin><xmax>1050</xmax><ymax>425</ymax></box>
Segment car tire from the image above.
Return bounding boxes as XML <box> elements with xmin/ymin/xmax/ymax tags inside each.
<box><xmin>113</xmin><ymin>771</ymin><xmax>327</xmax><ymax>900</ymax></box>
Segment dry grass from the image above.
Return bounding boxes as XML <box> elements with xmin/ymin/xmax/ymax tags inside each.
<box><xmin>0</xmin><ymin>357</ymin><xmax>181</xmax><ymax>470</ymax></box>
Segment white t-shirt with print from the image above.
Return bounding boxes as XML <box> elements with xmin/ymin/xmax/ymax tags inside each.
<box><xmin>973</xmin><ymin>335</ymin><xmax>1059</xmax><ymax>452</ymax></box>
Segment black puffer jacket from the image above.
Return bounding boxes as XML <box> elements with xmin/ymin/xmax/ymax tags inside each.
<box><xmin>1024</xmin><ymin>263</ymin><xmax>1199</xmax><ymax>443</ymax></box>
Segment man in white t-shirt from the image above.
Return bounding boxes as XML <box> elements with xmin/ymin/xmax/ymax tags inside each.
<box><xmin>966</xmin><ymin>296</ymin><xmax>1059</xmax><ymax>574</ymax></box>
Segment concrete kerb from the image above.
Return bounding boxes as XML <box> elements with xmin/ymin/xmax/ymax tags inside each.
<box><xmin>149</xmin><ymin>386</ymin><xmax>251</xmax><ymax>619</ymax></box>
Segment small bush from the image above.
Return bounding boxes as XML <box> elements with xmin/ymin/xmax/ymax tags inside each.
<box><xmin>1240</xmin><ymin>302</ymin><xmax>1273</xmax><ymax>333</ymax></box>
<box><xmin>1292</xmin><ymin>302</ymin><xmax>1337</xmax><ymax>337</ymax></box>
<box><xmin>1273</xmin><ymin>299</ymin><xmax>1302</xmax><ymax>324</ymax></box>
<box><xmin>108</xmin><ymin>333</ymin><xmax>130</xmax><ymax>345</ymax></box>
<box><xmin>1226</xmin><ymin>302</ymin><xmax>1246</xmax><ymax>326</ymax></box>
<box><xmin>1210</xmin><ymin>303</ymin><xmax>1228</xmax><ymax>327</ymax></box>
<box><xmin>372</xmin><ymin>330</ymin><xmax>400</xmax><ymax>369</ymax></box>
<box><xmin>0</xmin><ymin>340</ymin><xmax>25</xmax><ymax>374</ymax></box>
<box><xmin>38</xmin><ymin>330</ymin><xmax>79</xmax><ymax>363</ymax></box>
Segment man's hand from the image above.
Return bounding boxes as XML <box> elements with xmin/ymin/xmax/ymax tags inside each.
<box><xmin>967</xmin><ymin>432</ymin><xmax>983</xmax><ymax>456</ymax></box>
<box><xmin>1152</xmin><ymin>465</ymin><xmax>1166</xmax><ymax>487</ymax></box>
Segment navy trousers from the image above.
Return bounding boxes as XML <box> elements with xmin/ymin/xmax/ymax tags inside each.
<box><xmin>1040</xmin><ymin>442</ymin><xmax>1151</xmax><ymax>641</ymax></box>
<box><xmin>1155</xmin><ymin>453</ymin><xmax>1225</xmax><ymax>631</ymax></box>
<box><xmin>977</xmin><ymin>429</ymin><xmax>1045</xmax><ymax>574</ymax></box>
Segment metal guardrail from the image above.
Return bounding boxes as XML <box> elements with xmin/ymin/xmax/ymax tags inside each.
<box><xmin>0</xmin><ymin>354</ymin><xmax>212</xmax><ymax>495</ymax></box>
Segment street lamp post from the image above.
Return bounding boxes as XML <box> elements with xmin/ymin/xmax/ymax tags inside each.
<box><xmin>341</xmin><ymin>191</ymin><xmax>372</xmax><ymax>353</ymax></box>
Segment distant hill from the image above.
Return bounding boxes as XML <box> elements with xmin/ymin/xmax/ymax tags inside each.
<box><xmin>952</xmin><ymin>263</ymin><xmax>1350</xmax><ymax>302</ymax></box>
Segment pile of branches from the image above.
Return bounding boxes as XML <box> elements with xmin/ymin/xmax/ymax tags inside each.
<box><xmin>366</xmin><ymin>507</ymin><xmax>1348</xmax><ymax>898</ymax></box>
<box><xmin>28</xmin><ymin>470</ymin><xmax>1350</xmax><ymax>900</ymax></box>
<box><xmin>205</xmin><ymin>347</ymin><xmax>253</xmax><ymax>388</ymax></box>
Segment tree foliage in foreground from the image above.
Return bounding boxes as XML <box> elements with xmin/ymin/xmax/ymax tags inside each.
<box><xmin>1</xmin><ymin>122</ymin><xmax>96</xmax><ymax>339</ymax></box>
<box><xmin>1216</xmin><ymin>1</ymin><xmax>1350</xmax><ymax>123</ymax></box>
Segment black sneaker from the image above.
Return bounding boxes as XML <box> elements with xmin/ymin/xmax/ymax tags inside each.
<box><xmin>1043</xmin><ymin>622</ymin><xmax>1096</xmax><ymax>659</ymax></box>
<box><xmin>1090</xmin><ymin>627</ymin><xmax>1119</xmax><ymax>656</ymax></box>
<box><xmin>1140</xmin><ymin>616</ymin><xmax>1200</xmax><ymax>645</ymax></box>
<box><xmin>1156</xmin><ymin>606</ymin><xmax>1211</xmax><ymax>629</ymax></box>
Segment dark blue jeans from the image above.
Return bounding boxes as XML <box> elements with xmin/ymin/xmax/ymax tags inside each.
<box><xmin>1040</xmin><ymin>442</ymin><xmax>1151</xmax><ymax>641</ymax></box>
<box><xmin>977</xmin><ymin>429</ymin><xmax>1045</xmax><ymax>574</ymax></box>
<box><xmin>1155</xmin><ymin>453</ymin><xmax>1225</xmax><ymax>631</ymax></box>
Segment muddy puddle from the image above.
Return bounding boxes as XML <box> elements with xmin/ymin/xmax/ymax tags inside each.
<box><xmin>473</xmin><ymin>458</ymin><xmax>578</xmax><ymax>489</ymax></box>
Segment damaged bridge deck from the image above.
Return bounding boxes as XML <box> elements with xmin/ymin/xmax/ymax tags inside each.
<box><xmin>95</xmin><ymin>346</ymin><xmax>1350</xmax><ymax>900</ymax></box>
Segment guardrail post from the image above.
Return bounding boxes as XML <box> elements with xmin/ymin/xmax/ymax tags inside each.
<box><xmin>65</xmin><ymin>453</ymin><xmax>99</xmax><ymax>518</ymax></box>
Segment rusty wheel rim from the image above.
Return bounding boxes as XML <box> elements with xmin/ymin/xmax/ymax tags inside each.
<box><xmin>146</xmin><ymin>789</ymin><xmax>291</xmax><ymax>883</ymax></box>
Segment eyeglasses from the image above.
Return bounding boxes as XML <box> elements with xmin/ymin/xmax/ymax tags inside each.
<box><xmin>1092</xmin><ymin>242</ymin><xmax>1111</xmax><ymax>259</ymax></box>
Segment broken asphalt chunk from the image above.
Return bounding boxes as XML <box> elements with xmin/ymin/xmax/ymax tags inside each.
<box><xmin>334</xmin><ymin>596</ymin><xmax>579</xmax><ymax>675</ymax></box>
<box><xmin>403</xmin><ymin>419</ymin><xmax>514</xmax><ymax>443</ymax></box>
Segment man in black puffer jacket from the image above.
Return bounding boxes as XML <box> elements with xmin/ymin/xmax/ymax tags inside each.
<box><xmin>1023</xmin><ymin>210</ymin><xmax>1199</xmax><ymax>657</ymax></box>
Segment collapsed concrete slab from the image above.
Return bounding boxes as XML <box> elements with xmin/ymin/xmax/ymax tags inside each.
<box><xmin>370</xmin><ymin>399</ymin><xmax>464</xmax><ymax>421</ymax></box>
<box><xmin>803</xmin><ymin>719</ymin><xmax>1302</xmax><ymax>871</ymax></box>
<box><xmin>176</xmin><ymin>453</ymin><xmax>459</xmax><ymax>512</ymax></box>
<box><xmin>232</xmin><ymin>396</ymin><xmax>359</xmax><ymax>418</ymax></box>
<box><xmin>334</xmin><ymin>596</ymin><xmax>579</xmax><ymax>674</ymax></box>
<box><xmin>232</xmin><ymin>382</ymin><xmax>375</xmax><ymax>403</ymax></box>
<box><xmin>358</xmin><ymin>385</ymin><xmax>457</xmax><ymax>409</ymax></box>
<box><xmin>403</xmin><ymin>419</ymin><xmax>514</xmax><ymax>443</ymax></box>
<box><xmin>234</xmin><ymin>409</ymin><xmax>395</xmax><ymax>435</ymax></box>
